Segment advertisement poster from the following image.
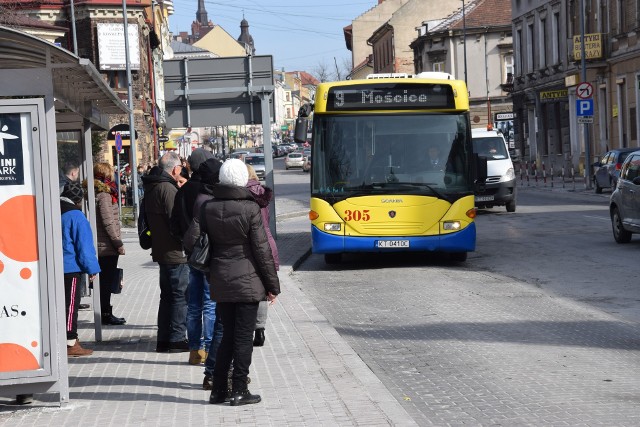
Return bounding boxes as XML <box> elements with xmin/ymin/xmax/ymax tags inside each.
<box><xmin>97</xmin><ymin>23</ymin><xmax>140</xmax><ymax>70</ymax></box>
<box><xmin>0</xmin><ymin>112</ymin><xmax>43</xmax><ymax>373</ymax></box>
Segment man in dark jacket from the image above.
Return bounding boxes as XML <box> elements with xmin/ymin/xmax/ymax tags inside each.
<box><xmin>142</xmin><ymin>151</ymin><xmax>189</xmax><ymax>353</ymax></box>
<box><xmin>169</xmin><ymin>148</ymin><xmax>218</xmax><ymax>365</ymax></box>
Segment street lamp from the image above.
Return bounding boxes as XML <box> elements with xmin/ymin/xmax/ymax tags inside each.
<box><xmin>462</xmin><ymin>0</ymin><xmax>468</xmax><ymax>87</ymax></box>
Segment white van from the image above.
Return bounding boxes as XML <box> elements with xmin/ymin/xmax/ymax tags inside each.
<box><xmin>471</xmin><ymin>129</ymin><xmax>516</xmax><ymax>212</ymax></box>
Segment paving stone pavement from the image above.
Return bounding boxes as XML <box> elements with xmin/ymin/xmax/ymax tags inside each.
<box><xmin>0</xmin><ymin>215</ymin><xmax>417</xmax><ymax>427</ymax></box>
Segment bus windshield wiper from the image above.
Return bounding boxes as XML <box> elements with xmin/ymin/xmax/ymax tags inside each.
<box><xmin>345</xmin><ymin>182</ymin><xmax>450</xmax><ymax>201</ymax></box>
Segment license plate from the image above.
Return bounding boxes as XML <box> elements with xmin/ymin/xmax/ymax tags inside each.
<box><xmin>475</xmin><ymin>195</ymin><xmax>494</xmax><ymax>202</ymax></box>
<box><xmin>376</xmin><ymin>240</ymin><xmax>410</xmax><ymax>248</ymax></box>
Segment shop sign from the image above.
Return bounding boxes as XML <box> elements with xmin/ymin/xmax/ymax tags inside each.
<box><xmin>540</xmin><ymin>89</ymin><xmax>568</xmax><ymax>102</ymax></box>
<box><xmin>572</xmin><ymin>33</ymin><xmax>603</xmax><ymax>60</ymax></box>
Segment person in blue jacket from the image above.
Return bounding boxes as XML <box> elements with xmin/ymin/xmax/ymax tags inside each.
<box><xmin>60</xmin><ymin>181</ymin><xmax>101</xmax><ymax>357</ymax></box>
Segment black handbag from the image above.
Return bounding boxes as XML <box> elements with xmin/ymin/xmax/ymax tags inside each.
<box><xmin>188</xmin><ymin>201</ymin><xmax>211</xmax><ymax>272</ymax></box>
<box><xmin>111</xmin><ymin>268</ymin><xmax>123</xmax><ymax>294</ymax></box>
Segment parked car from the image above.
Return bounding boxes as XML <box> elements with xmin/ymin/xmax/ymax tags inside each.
<box><xmin>609</xmin><ymin>150</ymin><xmax>640</xmax><ymax>243</ymax></box>
<box><xmin>244</xmin><ymin>153</ymin><xmax>266</xmax><ymax>180</ymax></box>
<box><xmin>302</xmin><ymin>154</ymin><xmax>311</xmax><ymax>172</ymax></box>
<box><xmin>284</xmin><ymin>152</ymin><xmax>305</xmax><ymax>169</ymax></box>
<box><xmin>592</xmin><ymin>148</ymin><xmax>637</xmax><ymax>193</ymax></box>
<box><xmin>230</xmin><ymin>150</ymin><xmax>250</xmax><ymax>160</ymax></box>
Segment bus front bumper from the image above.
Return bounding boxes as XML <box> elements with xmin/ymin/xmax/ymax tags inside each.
<box><xmin>311</xmin><ymin>223</ymin><xmax>476</xmax><ymax>254</ymax></box>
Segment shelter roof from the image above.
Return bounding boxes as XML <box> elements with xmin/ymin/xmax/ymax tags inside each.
<box><xmin>0</xmin><ymin>25</ymin><xmax>128</xmax><ymax>129</ymax></box>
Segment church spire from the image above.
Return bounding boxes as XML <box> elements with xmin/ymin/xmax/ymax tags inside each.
<box><xmin>238</xmin><ymin>15</ymin><xmax>255</xmax><ymax>55</ymax></box>
<box><xmin>196</xmin><ymin>0</ymin><xmax>208</xmax><ymax>26</ymax></box>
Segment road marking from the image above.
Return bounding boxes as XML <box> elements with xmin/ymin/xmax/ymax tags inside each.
<box><xmin>583</xmin><ymin>215</ymin><xmax>608</xmax><ymax>221</ymax></box>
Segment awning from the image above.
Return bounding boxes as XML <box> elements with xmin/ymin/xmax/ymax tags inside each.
<box><xmin>0</xmin><ymin>25</ymin><xmax>128</xmax><ymax>130</ymax></box>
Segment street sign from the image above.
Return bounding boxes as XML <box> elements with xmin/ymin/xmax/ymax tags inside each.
<box><xmin>578</xmin><ymin>116</ymin><xmax>594</xmax><ymax>124</ymax></box>
<box><xmin>576</xmin><ymin>82</ymin><xmax>594</xmax><ymax>99</ymax></box>
<box><xmin>158</xmin><ymin>135</ymin><xmax>169</xmax><ymax>143</ymax></box>
<box><xmin>115</xmin><ymin>132</ymin><xmax>123</xmax><ymax>153</ymax></box>
<box><xmin>576</xmin><ymin>99</ymin><xmax>594</xmax><ymax>116</ymax></box>
<box><xmin>280</xmin><ymin>125</ymin><xmax>288</xmax><ymax>131</ymax></box>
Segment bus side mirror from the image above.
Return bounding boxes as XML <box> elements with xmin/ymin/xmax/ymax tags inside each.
<box><xmin>294</xmin><ymin>117</ymin><xmax>308</xmax><ymax>143</ymax></box>
<box><xmin>473</xmin><ymin>154</ymin><xmax>488</xmax><ymax>183</ymax></box>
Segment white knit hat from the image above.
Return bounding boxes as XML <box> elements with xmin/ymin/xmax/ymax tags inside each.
<box><xmin>219</xmin><ymin>158</ymin><xmax>249</xmax><ymax>187</ymax></box>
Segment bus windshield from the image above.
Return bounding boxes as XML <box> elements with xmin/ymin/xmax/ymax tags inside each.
<box><xmin>311</xmin><ymin>113</ymin><xmax>472</xmax><ymax>200</ymax></box>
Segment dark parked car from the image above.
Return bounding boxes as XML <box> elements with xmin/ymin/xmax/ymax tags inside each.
<box><xmin>593</xmin><ymin>148</ymin><xmax>638</xmax><ymax>193</ymax></box>
<box><xmin>609</xmin><ymin>150</ymin><xmax>640</xmax><ymax>243</ymax></box>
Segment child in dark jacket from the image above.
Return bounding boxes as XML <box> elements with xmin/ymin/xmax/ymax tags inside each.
<box><xmin>60</xmin><ymin>182</ymin><xmax>101</xmax><ymax>357</ymax></box>
<box><xmin>245</xmin><ymin>165</ymin><xmax>279</xmax><ymax>347</ymax></box>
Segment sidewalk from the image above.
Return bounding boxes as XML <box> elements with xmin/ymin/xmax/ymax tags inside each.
<box><xmin>0</xmin><ymin>215</ymin><xmax>417</xmax><ymax>426</ymax></box>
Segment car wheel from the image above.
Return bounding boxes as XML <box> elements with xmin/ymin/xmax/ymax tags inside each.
<box><xmin>506</xmin><ymin>200</ymin><xmax>516</xmax><ymax>213</ymax></box>
<box><xmin>285</xmin><ymin>166</ymin><xmax>289</xmax><ymax>170</ymax></box>
<box><xmin>611</xmin><ymin>206</ymin><xmax>632</xmax><ymax>243</ymax></box>
<box><xmin>450</xmin><ymin>252</ymin><xmax>467</xmax><ymax>262</ymax></box>
<box><xmin>324</xmin><ymin>253</ymin><xmax>342</xmax><ymax>264</ymax></box>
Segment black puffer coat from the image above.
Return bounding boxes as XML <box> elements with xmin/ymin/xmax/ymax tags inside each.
<box><xmin>201</xmin><ymin>184</ymin><xmax>280</xmax><ymax>302</ymax></box>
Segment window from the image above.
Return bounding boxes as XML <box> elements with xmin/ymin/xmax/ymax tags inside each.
<box><xmin>552</xmin><ymin>12</ymin><xmax>560</xmax><ymax>64</ymax></box>
<box><xmin>539</xmin><ymin>18</ymin><xmax>546</xmax><ymax>68</ymax></box>
<box><xmin>516</xmin><ymin>28</ymin><xmax>523</xmax><ymax>75</ymax></box>
<box><xmin>504</xmin><ymin>54</ymin><xmax>514</xmax><ymax>80</ymax></box>
<box><xmin>616</xmin><ymin>0</ymin><xmax>624</xmax><ymax>33</ymax></box>
<box><xmin>107</xmin><ymin>70</ymin><xmax>128</xmax><ymax>89</ymax></box>
<box><xmin>527</xmin><ymin>23</ymin><xmax>534</xmax><ymax>73</ymax></box>
<box><xmin>433</xmin><ymin>61</ymin><xmax>444</xmax><ymax>72</ymax></box>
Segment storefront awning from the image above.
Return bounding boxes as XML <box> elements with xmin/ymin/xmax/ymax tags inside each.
<box><xmin>0</xmin><ymin>25</ymin><xmax>128</xmax><ymax>130</ymax></box>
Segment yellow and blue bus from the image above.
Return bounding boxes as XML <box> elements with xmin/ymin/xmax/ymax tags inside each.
<box><xmin>295</xmin><ymin>72</ymin><xmax>486</xmax><ymax>264</ymax></box>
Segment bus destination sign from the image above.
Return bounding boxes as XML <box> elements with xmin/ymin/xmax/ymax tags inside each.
<box><xmin>326</xmin><ymin>83</ymin><xmax>455</xmax><ymax>111</ymax></box>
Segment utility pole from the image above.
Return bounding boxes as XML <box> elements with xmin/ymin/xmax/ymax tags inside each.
<box><xmin>462</xmin><ymin>0</ymin><xmax>468</xmax><ymax>87</ymax></box>
<box><xmin>580</xmin><ymin>0</ymin><xmax>591</xmax><ymax>189</ymax></box>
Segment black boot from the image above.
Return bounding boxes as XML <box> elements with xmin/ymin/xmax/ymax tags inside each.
<box><xmin>253</xmin><ymin>328</ymin><xmax>265</xmax><ymax>347</ymax></box>
<box><xmin>102</xmin><ymin>306</ymin><xmax>126</xmax><ymax>325</ymax></box>
<box><xmin>230</xmin><ymin>380</ymin><xmax>261</xmax><ymax>406</ymax></box>
<box><xmin>209</xmin><ymin>377</ymin><xmax>230</xmax><ymax>404</ymax></box>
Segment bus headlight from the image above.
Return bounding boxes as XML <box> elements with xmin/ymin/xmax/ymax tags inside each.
<box><xmin>443</xmin><ymin>221</ymin><xmax>461</xmax><ymax>230</ymax></box>
<box><xmin>501</xmin><ymin>167</ymin><xmax>515</xmax><ymax>182</ymax></box>
<box><xmin>324</xmin><ymin>223</ymin><xmax>342</xmax><ymax>231</ymax></box>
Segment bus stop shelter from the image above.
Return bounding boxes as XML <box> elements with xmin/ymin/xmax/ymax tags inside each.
<box><xmin>0</xmin><ymin>25</ymin><xmax>128</xmax><ymax>405</ymax></box>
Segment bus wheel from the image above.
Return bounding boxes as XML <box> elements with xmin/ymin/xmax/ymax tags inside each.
<box><xmin>324</xmin><ymin>253</ymin><xmax>342</xmax><ymax>264</ymax></box>
<box><xmin>450</xmin><ymin>252</ymin><xmax>467</xmax><ymax>262</ymax></box>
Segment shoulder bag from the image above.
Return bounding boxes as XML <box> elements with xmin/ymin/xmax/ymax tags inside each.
<box><xmin>188</xmin><ymin>201</ymin><xmax>211</xmax><ymax>272</ymax></box>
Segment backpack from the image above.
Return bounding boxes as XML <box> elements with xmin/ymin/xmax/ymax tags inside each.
<box><xmin>138</xmin><ymin>197</ymin><xmax>152</xmax><ymax>250</ymax></box>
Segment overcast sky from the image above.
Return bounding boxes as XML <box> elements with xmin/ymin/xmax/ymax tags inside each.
<box><xmin>169</xmin><ymin>0</ymin><xmax>376</xmax><ymax>73</ymax></box>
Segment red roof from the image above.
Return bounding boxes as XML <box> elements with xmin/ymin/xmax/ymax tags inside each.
<box><xmin>450</xmin><ymin>0</ymin><xmax>511</xmax><ymax>30</ymax></box>
<box><xmin>289</xmin><ymin>71</ymin><xmax>320</xmax><ymax>86</ymax></box>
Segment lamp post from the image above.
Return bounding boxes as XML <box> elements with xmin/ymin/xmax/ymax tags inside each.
<box><xmin>580</xmin><ymin>0</ymin><xmax>591</xmax><ymax>189</ymax></box>
<box><xmin>462</xmin><ymin>0</ymin><xmax>468</xmax><ymax>87</ymax></box>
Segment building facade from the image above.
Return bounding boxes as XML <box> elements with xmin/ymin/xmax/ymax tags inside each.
<box><xmin>411</xmin><ymin>0</ymin><xmax>513</xmax><ymax>137</ymax></box>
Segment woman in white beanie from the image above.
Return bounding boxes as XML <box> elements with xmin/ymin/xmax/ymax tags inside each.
<box><xmin>202</xmin><ymin>158</ymin><xmax>280</xmax><ymax>406</ymax></box>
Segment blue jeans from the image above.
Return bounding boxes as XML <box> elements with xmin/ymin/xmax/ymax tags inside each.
<box><xmin>204</xmin><ymin>309</ymin><xmax>224</xmax><ymax>377</ymax></box>
<box><xmin>187</xmin><ymin>267</ymin><xmax>216</xmax><ymax>351</ymax></box>
<box><xmin>157</xmin><ymin>263</ymin><xmax>189</xmax><ymax>343</ymax></box>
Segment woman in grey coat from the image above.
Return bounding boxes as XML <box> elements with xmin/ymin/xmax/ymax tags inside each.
<box><xmin>92</xmin><ymin>162</ymin><xmax>126</xmax><ymax>325</ymax></box>
<box><xmin>199</xmin><ymin>159</ymin><xmax>280</xmax><ymax>406</ymax></box>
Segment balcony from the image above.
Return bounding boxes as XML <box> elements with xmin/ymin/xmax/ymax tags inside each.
<box><xmin>501</xmin><ymin>73</ymin><xmax>514</xmax><ymax>93</ymax></box>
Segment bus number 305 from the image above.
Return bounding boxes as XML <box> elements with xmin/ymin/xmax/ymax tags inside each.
<box><xmin>344</xmin><ymin>210</ymin><xmax>371</xmax><ymax>221</ymax></box>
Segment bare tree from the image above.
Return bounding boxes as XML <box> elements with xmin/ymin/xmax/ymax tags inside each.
<box><xmin>311</xmin><ymin>60</ymin><xmax>333</xmax><ymax>83</ymax></box>
<box><xmin>311</xmin><ymin>56</ymin><xmax>353</xmax><ymax>83</ymax></box>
